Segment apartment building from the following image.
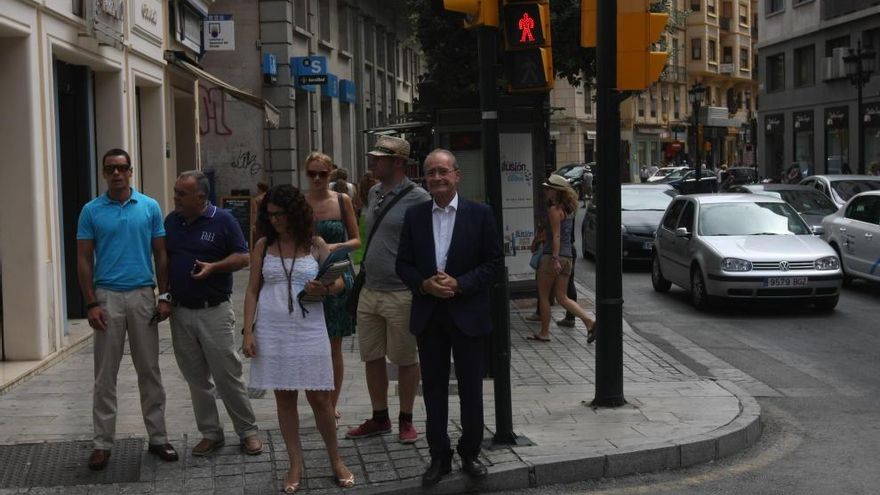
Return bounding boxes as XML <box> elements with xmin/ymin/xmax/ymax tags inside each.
<box><xmin>758</xmin><ymin>0</ymin><xmax>880</xmax><ymax>180</ymax></box>
<box><xmin>199</xmin><ymin>0</ymin><xmax>421</xmax><ymax>193</ymax></box>
<box><xmin>686</xmin><ymin>0</ymin><xmax>759</xmax><ymax>168</ymax></box>
<box><xmin>551</xmin><ymin>0</ymin><xmax>759</xmax><ymax>178</ymax></box>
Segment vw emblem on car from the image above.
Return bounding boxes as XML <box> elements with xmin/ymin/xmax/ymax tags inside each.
<box><xmin>779</xmin><ymin>261</ymin><xmax>790</xmax><ymax>271</ymax></box>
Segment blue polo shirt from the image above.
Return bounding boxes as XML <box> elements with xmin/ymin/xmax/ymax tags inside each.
<box><xmin>164</xmin><ymin>203</ymin><xmax>248</xmax><ymax>305</ymax></box>
<box><xmin>76</xmin><ymin>189</ymin><xmax>165</xmax><ymax>291</ymax></box>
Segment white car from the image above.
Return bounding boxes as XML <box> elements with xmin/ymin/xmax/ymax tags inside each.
<box><xmin>821</xmin><ymin>190</ymin><xmax>880</xmax><ymax>284</ymax></box>
<box><xmin>799</xmin><ymin>175</ymin><xmax>880</xmax><ymax>208</ymax></box>
<box><xmin>652</xmin><ymin>194</ymin><xmax>843</xmax><ymax>310</ymax></box>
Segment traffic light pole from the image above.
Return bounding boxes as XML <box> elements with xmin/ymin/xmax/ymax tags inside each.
<box><xmin>479</xmin><ymin>24</ymin><xmax>529</xmax><ymax>448</ymax></box>
<box><xmin>592</xmin><ymin>0</ymin><xmax>627</xmax><ymax>408</ymax></box>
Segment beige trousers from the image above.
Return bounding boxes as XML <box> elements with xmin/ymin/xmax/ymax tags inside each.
<box><xmin>170</xmin><ymin>301</ymin><xmax>258</xmax><ymax>441</ymax></box>
<box><xmin>93</xmin><ymin>287</ymin><xmax>168</xmax><ymax>450</ymax></box>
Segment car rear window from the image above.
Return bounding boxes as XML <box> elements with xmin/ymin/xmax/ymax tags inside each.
<box><xmin>831</xmin><ymin>180</ymin><xmax>880</xmax><ymax>201</ymax></box>
<box><xmin>778</xmin><ymin>190</ymin><xmax>837</xmax><ymax>216</ymax></box>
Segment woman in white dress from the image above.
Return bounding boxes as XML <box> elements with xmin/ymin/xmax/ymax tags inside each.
<box><xmin>242</xmin><ymin>185</ymin><xmax>354</xmax><ymax>493</ymax></box>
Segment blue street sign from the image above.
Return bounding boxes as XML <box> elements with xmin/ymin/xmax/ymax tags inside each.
<box><xmin>291</xmin><ymin>56</ymin><xmax>328</xmax><ymax>86</ymax></box>
<box><xmin>323</xmin><ymin>73</ymin><xmax>339</xmax><ymax>98</ymax></box>
<box><xmin>262</xmin><ymin>53</ymin><xmax>277</xmax><ymax>84</ymax></box>
<box><xmin>339</xmin><ymin>79</ymin><xmax>357</xmax><ymax>103</ymax></box>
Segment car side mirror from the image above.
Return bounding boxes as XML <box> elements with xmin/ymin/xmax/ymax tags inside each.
<box><xmin>811</xmin><ymin>225</ymin><xmax>824</xmax><ymax>236</ymax></box>
<box><xmin>675</xmin><ymin>227</ymin><xmax>691</xmax><ymax>238</ymax></box>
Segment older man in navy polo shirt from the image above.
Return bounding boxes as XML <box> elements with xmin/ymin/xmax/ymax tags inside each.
<box><xmin>165</xmin><ymin>170</ymin><xmax>262</xmax><ymax>456</ymax></box>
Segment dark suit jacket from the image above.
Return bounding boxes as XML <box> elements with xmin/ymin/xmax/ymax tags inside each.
<box><xmin>396</xmin><ymin>197</ymin><xmax>503</xmax><ymax>337</ymax></box>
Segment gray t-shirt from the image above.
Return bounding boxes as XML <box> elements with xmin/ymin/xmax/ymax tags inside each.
<box><xmin>363</xmin><ymin>177</ymin><xmax>431</xmax><ymax>291</ymax></box>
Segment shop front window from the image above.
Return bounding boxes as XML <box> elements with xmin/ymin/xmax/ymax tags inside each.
<box><xmin>864</xmin><ymin>103</ymin><xmax>880</xmax><ymax>175</ymax></box>
<box><xmin>793</xmin><ymin>111</ymin><xmax>814</xmax><ymax>176</ymax></box>
<box><xmin>825</xmin><ymin>107</ymin><xmax>849</xmax><ymax>174</ymax></box>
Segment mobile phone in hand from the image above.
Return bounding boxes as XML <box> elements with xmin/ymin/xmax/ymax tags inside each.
<box><xmin>149</xmin><ymin>310</ymin><xmax>161</xmax><ymax>325</ymax></box>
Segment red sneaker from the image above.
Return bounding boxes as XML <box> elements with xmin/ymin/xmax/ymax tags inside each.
<box><xmin>345</xmin><ymin>418</ymin><xmax>392</xmax><ymax>439</ymax></box>
<box><xmin>398</xmin><ymin>420</ymin><xmax>419</xmax><ymax>444</ymax></box>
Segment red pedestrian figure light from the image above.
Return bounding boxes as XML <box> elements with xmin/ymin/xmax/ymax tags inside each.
<box><xmin>518</xmin><ymin>12</ymin><xmax>535</xmax><ymax>43</ymax></box>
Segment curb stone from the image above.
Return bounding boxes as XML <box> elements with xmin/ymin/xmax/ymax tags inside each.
<box><xmin>351</xmin><ymin>378</ymin><xmax>761</xmax><ymax>494</ymax></box>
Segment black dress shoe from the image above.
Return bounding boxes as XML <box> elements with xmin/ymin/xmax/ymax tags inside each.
<box><xmin>148</xmin><ymin>443</ymin><xmax>179</xmax><ymax>462</ymax></box>
<box><xmin>460</xmin><ymin>456</ymin><xmax>488</xmax><ymax>479</ymax></box>
<box><xmin>422</xmin><ymin>456</ymin><xmax>452</xmax><ymax>487</ymax></box>
<box><xmin>88</xmin><ymin>449</ymin><xmax>111</xmax><ymax>471</ymax></box>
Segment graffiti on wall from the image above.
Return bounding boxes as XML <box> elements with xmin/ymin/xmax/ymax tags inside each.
<box><xmin>231</xmin><ymin>149</ymin><xmax>262</xmax><ymax>176</ymax></box>
<box><xmin>199</xmin><ymin>84</ymin><xmax>232</xmax><ymax>136</ymax></box>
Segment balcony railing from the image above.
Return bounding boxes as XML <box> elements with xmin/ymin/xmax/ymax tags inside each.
<box><xmin>671</xmin><ymin>66</ymin><xmax>689</xmax><ymax>82</ymax></box>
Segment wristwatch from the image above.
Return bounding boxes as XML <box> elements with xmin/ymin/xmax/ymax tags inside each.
<box><xmin>158</xmin><ymin>292</ymin><xmax>173</xmax><ymax>304</ymax></box>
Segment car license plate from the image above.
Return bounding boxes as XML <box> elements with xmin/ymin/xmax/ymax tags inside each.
<box><xmin>764</xmin><ymin>277</ymin><xmax>809</xmax><ymax>287</ymax></box>
<box><xmin>643</xmin><ymin>242</ymin><xmax>653</xmax><ymax>250</ymax></box>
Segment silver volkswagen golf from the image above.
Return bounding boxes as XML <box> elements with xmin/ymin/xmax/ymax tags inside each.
<box><xmin>651</xmin><ymin>194</ymin><xmax>843</xmax><ymax>310</ymax></box>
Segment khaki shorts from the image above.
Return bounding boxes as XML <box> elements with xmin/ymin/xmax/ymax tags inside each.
<box><xmin>538</xmin><ymin>254</ymin><xmax>573</xmax><ymax>277</ymax></box>
<box><xmin>357</xmin><ymin>288</ymin><xmax>418</xmax><ymax>366</ymax></box>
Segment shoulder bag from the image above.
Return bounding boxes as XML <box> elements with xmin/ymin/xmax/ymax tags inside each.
<box><xmin>345</xmin><ymin>184</ymin><xmax>415</xmax><ymax>319</ymax></box>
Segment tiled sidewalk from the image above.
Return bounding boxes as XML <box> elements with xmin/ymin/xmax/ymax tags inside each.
<box><xmin>0</xmin><ymin>273</ymin><xmax>759</xmax><ymax>494</ymax></box>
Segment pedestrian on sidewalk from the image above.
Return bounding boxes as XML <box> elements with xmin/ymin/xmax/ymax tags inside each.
<box><xmin>164</xmin><ymin>170</ymin><xmax>263</xmax><ymax>457</ymax></box>
<box><xmin>346</xmin><ymin>135</ymin><xmax>431</xmax><ymax>444</ymax></box>
<box><xmin>76</xmin><ymin>148</ymin><xmax>178</xmax><ymax>471</ymax></box>
<box><xmin>241</xmin><ymin>185</ymin><xmax>354</xmax><ymax>492</ymax></box>
<box><xmin>351</xmin><ymin>172</ymin><xmax>377</xmax><ymax>265</ymax></box>
<box><xmin>527</xmin><ymin>174</ymin><xmax>596</xmax><ymax>343</ymax></box>
<box><xmin>304</xmin><ymin>152</ymin><xmax>361</xmax><ymax>425</ymax></box>
<box><xmin>329</xmin><ymin>166</ymin><xmax>357</xmax><ymax>200</ymax></box>
<box><xmin>396</xmin><ymin>149</ymin><xmax>502</xmax><ymax>486</ymax></box>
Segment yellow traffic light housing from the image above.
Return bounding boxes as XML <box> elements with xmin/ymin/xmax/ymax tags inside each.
<box><xmin>443</xmin><ymin>0</ymin><xmax>500</xmax><ymax>28</ymax></box>
<box><xmin>617</xmin><ymin>0</ymin><xmax>669</xmax><ymax>90</ymax></box>
<box><xmin>502</xmin><ymin>0</ymin><xmax>553</xmax><ymax>92</ymax></box>
<box><xmin>580</xmin><ymin>0</ymin><xmax>596</xmax><ymax>48</ymax></box>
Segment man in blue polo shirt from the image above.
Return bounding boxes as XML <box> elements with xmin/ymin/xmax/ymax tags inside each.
<box><xmin>76</xmin><ymin>148</ymin><xmax>177</xmax><ymax>471</ymax></box>
<box><xmin>165</xmin><ymin>170</ymin><xmax>262</xmax><ymax>457</ymax></box>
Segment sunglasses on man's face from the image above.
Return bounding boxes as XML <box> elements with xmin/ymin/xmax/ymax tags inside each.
<box><xmin>103</xmin><ymin>164</ymin><xmax>131</xmax><ymax>174</ymax></box>
<box><xmin>306</xmin><ymin>170</ymin><xmax>330</xmax><ymax>179</ymax></box>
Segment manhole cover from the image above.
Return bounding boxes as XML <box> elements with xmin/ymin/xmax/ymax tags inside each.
<box><xmin>0</xmin><ymin>438</ymin><xmax>143</xmax><ymax>489</ymax></box>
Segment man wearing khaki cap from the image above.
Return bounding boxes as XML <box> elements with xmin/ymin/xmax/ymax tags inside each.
<box><xmin>346</xmin><ymin>135</ymin><xmax>431</xmax><ymax>443</ymax></box>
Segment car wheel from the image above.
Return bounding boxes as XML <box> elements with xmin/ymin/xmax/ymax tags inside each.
<box><xmin>830</xmin><ymin>243</ymin><xmax>853</xmax><ymax>287</ymax></box>
<box><xmin>651</xmin><ymin>252</ymin><xmax>671</xmax><ymax>292</ymax></box>
<box><xmin>814</xmin><ymin>295</ymin><xmax>839</xmax><ymax>312</ymax></box>
<box><xmin>690</xmin><ymin>264</ymin><xmax>711</xmax><ymax>310</ymax></box>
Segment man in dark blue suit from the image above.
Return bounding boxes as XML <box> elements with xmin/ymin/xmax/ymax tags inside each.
<box><xmin>396</xmin><ymin>149</ymin><xmax>503</xmax><ymax>486</ymax></box>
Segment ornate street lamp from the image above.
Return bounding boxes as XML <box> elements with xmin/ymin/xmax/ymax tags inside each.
<box><xmin>844</xmin><ymin>40</ymin><xmax>876</xmax><ymax>175</ymax></box>
<box><xmin>688</xmin><ymin>83</ymin><xmax>706</xmax><ymax>189</ymax></box>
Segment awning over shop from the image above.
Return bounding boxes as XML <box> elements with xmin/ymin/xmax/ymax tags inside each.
<box><xmin>167</xmin><ymin>53</ymin><xmax>280</xmax><ymax>129</ymax></box>
<box><xmin>363</xmin><ymin>121</ymin><xmax>432</xmax><ymax>135</ymax></box>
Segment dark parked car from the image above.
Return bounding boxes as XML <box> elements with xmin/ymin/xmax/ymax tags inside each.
<box><xmin>719</xmin><ymin>167</ymin><xmax>758</xmax><ymax>191</ymax></box>
<box><xmin>581</xmin><ymin>184</ymin><xmax>678</xmax><ymax>261</ymax></box>
<box><xmin>660</xmin><ymin>168</ymin><xmax>719</xmax><ymax>194</ymax></box>
<box><xmin>729</xmin><ymin>184</ymin><xmax>838</xmax><ymax>232</ymax></box>
<box><xmin>556</xmin><ymin>162</ymin><xmax>594</xmax><ymax>199</ymax></box>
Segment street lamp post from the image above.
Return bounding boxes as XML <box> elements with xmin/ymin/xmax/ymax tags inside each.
<box><xmin>844</xmin><ymin>40</ymin><xmax>876</xmax><ymax>175</ymax></box>
<box><xmin>688</xmin><ymin>83</ymin><xmax>706</xmax><ymax>191</ymax></box>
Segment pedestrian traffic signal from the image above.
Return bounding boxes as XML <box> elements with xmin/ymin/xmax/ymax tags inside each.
<box><xmin>617</xmin><ymin>0</ymin><xmax>669</xmax><ymax>90</ymax></box>
<box><xmin>442</xmin><ymin>0</ymin><xmax>499</xmax><ymax>28</ymax></box>
<box><xmin>580</xmin><ymin>0</ymin><xmax>596</xmax><ymax>48</ymax></box>
<box><xmin>502</xmin><ymin>1</ymin><xmax>551</xmax><ymax>49</ymax></box>
<box><xmin>502</xmin><ymin>1</ymin><xmax>553</xmax><ymax>92</ymax></box>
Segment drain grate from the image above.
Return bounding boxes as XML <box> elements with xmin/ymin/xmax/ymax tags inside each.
<box><xmin>0</xmin><ymin>438</ymin><xmax>143</xmax><ymax>489</ymax></box>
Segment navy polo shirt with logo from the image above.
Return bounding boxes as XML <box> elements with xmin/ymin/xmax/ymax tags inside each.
<box><xmin>164</xmin><ymin>203</ymin><xmax>248</xmax><ymax>305</ymax></box>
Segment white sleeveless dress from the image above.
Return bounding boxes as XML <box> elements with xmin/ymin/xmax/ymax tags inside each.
<box><xmin>248</xmin><ymin>253</ymin><xmax>333</xmax><ymax>391</ymax></box>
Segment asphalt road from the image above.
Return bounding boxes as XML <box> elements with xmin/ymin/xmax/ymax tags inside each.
<box><xmin>507</xmin><ymin>206</ymin><xmax>880</xmax><ymax>494</ymax></box>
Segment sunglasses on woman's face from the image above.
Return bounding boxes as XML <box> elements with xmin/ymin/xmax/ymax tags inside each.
<box><xmin>267</xmin><ymin>211</ymin><xmax>286</xmax><ymax>219</ymax></box>
<box><xmin>306</xmin><ymin>170</ymin><xmax>330</xmax><ymax>179</ymax></box>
